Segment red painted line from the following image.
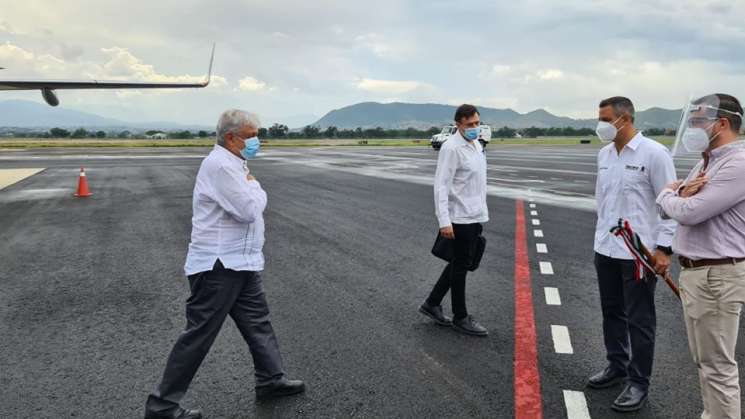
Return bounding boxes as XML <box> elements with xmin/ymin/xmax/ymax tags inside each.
<box><xmin>514</xmin><ymin>199</ymin><xmax>543</xmax><ymax>419</ymax></box>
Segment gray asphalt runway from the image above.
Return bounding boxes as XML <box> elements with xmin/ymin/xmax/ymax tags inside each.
<box><xmin>0</xmin><ymin>144</ymin><xmax>740</xmax><ymax>419</ymax></box>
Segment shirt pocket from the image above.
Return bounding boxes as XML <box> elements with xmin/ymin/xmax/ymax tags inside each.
<box><xmin>622</xmin><ymin>170</ymin><xmax>651</xmax><ymax>217</ymax></box>
<box><xmin>596</xmin><ymin>168</ymin><xmax>611</xmax><ymax>194</ymax></box>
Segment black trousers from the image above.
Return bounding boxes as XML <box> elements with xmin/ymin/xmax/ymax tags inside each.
<box><xmin>427</xmin><ymin>223</ymin><xmax>483</xmax><ymax>319</ymax></box>
<box><xmin>145</xmin><ymin>260</ymin><xmax>285</xmax><ymax>414</ymax></box>
<box><xmin>594</xmin><ymin>252</ymin><xmax>657</xmax><ymax>389</ymax></box>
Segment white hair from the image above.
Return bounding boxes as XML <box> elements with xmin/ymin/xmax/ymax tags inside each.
<box><xmin>216</xmin><ymin>109</ymin><xmax>261</xmax><ymax>145</ymax></box>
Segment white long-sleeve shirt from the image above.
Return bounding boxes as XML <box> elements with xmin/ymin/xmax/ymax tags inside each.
<box><xmin>184</xmin><ymin>144</ymin><xmax>267</xmax><ymax>275</ymax></box>
<box><xmin>434</xmin><ymin>131</ymin><xmax>489</xmax><ymax>228</ymax></box>
<box><xmin>594</xmin><ymin>132</ymin><xmax>677</xmax><ymax>260</ymax></box>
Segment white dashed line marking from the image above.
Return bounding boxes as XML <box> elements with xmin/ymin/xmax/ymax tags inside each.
<box><xmin>563</xmin><ymin>390</ymin><xmax>591</xmax><ymax>419</ymax></box>
<box><xmin>532</xmin><ymin>219</ymin><xmax>541</xmax><ymax>226</ymax></box>
<box><xmin>536</xmin><ymin>243</ymin><xmax>548</xmax><ymax>253</ymax></box>
<box><xmin>544</xmin><ymin>287</ymin><xmax>561</xmax><ymax>305</ymax></box>
<box><xmin>539</xmin><ymin>261</ymin><xmax>554</xmax><ymax>275</ymax></box>
<box><xmin>551</xmin><ymin>325</ymin><xmax>574</xmax><ymax>354</ymax></box>
<box><xmin>529</xmin><ymin>203</ymin><xmax>536</xmax><ymax>208</ymax></box>
<box><xmin>533</xmin><ymin>230</ymin><xmax>544</xmax><ymax>238</ymax></box>
<box><xmin>530</xmin><ymin>210</ymin><xmax>538</xmax><ymax>216</ymax></box>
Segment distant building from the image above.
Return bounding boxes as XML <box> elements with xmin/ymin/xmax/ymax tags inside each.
<box><xmin>145</xmin><ymin>132</ymin><xmax>168</xmax><ymax>139</ymax></box>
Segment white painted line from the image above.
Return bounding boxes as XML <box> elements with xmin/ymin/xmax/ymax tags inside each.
<box><xmin>539</xmin><ymin>261</ymin><xmax>554</xmax><ymax>275</ymax></box>
<box><xmin>544</xmin><ymin>287</ymin><xmax>561</xmax><ymax>305</ymax></box>
<box><xmin>0</xmin><ymin>168</ymin><xmax>45</xmax><ymax>190</ymax></box>
<box><xmin>530</xmin><ymin>210</ymin><xmax>538</xmax><ymax>216</ymax></box>
<box><xmin>563</xmin><ymin>390</ymin><xmax>591</xmax><ymax>419</ymax></box>
<box><xmin>534</xmin><ymin>229</ymin><xmax>544</xmax><ymax>238</ymax></box>
<box><xmin>551</xmin><ymin>325</ymin><xmax>574</xmax><ymax>354</ymax></box>
<box><xmin>529</xmin><ymin>203</ymin><xmax>536</xmax><ymax>208</ymax></box>
<box><xmin>536</xmin><ymin>243</ymin><xmax>548</xmax><ymax>253</ymax></box>
<box><xmin>531</xmin><ymin>219</ymin><xmax>541</xmax><ymax>226</ymax></box>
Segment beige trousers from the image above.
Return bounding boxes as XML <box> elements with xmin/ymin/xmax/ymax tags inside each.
<box><xmin>679</xmin><ymin>261</ymin><xmax>745</xmax><ymax>419</ymax></box>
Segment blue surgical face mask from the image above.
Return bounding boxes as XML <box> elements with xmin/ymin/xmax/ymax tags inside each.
<box><xmin>463</xmin><ymin>127</ymin><xmax>480</xmax><ymax>141</ymax></box>
<box><xmin>240</xmin><ymin>136</ymin><xmax>261</xmax><ymax>159</ymax></box>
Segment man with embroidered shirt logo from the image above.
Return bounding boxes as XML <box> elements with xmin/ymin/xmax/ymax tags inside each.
<box><xmin>657</xmin><ymin>93</ymin><xmax>745</xmax><ymax>419</ymax></box>
<box><xmin>419</xmin><ymin>104</ymin><xmax>489</xmax><ymax>337</ymax></box>
<box><xmin>144</xmin><ymin>110</ymin><xmax>304</xmax><ymax>419</ymax></box>
<box><xmin>589</xmin><ymin>97</ymin><xmax>677</xmax><ymax>412</ymax></box>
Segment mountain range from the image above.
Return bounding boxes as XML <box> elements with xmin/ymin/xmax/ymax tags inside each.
<box><xmin>312</xmin><ymin>102</ymin><xmax>682</xmax><ymax>130</ymax></box>
<box><xmin>0</xmin><ymin>99</ymin><xmax>682</xmax><ymax>131</ymax></box>
<box><xmin>0</xmin><ymin>100</ymin><xmax>211</xmax><ymax>131</ymax></box>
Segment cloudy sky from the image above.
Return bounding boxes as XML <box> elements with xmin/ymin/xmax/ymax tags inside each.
<box><xmin>1</xmin><ymin>0</ymin><xmax>744</xmax><ymax>127</ymax></box>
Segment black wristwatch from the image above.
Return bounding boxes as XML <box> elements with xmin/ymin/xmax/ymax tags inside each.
<box><xmin>656</xmin><ymin>245</ymin><xmax>673</xmax><ymax>256</ymax></box>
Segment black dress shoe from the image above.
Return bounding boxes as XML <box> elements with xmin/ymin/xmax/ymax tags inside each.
<box><xmin>256</xmin><ymin>377</ymin><xmax>306</xmax><ymax>401</ymax></box>
<box><xmin>452</xmin><ymin>315</ymin><xmax>488</xmax><ymax>336</ymax></box>
<box><xmin>144</xmin><ymin>407</ymin><xmax>202</xmax><ymax>419</ymax></box>
<box><xmin>419</xmin><ymin>302</ymin><xmax>452</xmax><ymax>326</ymax></box>
<box><xmin>612</xmin><ymin>384</ymin><xmax>648</xmax><ymax>412</ymax></box>
<box><xmin>586</xmin><ymin>367</ymin><xmax>626</xmax><ymax>389</ymax></box>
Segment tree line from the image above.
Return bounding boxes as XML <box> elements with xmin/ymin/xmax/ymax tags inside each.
<box><xmin>257</xmin><ymin>124</ymin><xmax>675</xmax><ymax>139</ymax></box>
<box><xmin>5</xmin><ymin>125</ymin><xmax>676</xmax><ymax>139</ymax></box>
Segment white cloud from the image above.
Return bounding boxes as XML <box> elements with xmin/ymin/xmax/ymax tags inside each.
<box><xmin>97</xmin><ymin>47</ymin><xmax>226</xmax><ymax>87</ymax></box>
<box><xmin>491</xmin><ymin>65</ymin><xmax>511</xmax><ymax>75</ymax></box>
<box><xmin>537</xmin><ymin>69</ymin><xmax>564</xmax><ymax>80</ymax></box>
<box><xmin>354</xmin><ymin>33</ymin><xmax>392</xmax><ymax>58</ymax></box>
<box><xmin>0</xmin><ymin>41</ymin><xmax>35</xmax><ymax>62</ymax></box>
<box><xmin>355</xmin><ymin>78</ymin><xmax>428</xmax><ymax>95</ymax></box>
<box><xmin>0</xmin><ymin>42</ymin><xmax>227</xmax><ymax>92</ymax></box>
<box><xmin>0</xmin><ymin>21</ymin><xmax>12</xmax><ymax>34</ymax></box>
<box><xmin>238</xmin><ymin>76</ymin><xmax>268</xmax><ymax>92</ymax></box>
<box><xmin>353</xmin><ymin>32</ymin><xmax>412</xmax><ymax>60</ymax></box>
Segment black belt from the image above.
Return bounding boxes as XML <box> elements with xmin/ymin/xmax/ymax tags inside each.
<box><xmin>679</xmin><ymin>256</ymin><xmax>745</xmax><ymax>269</ymax></box>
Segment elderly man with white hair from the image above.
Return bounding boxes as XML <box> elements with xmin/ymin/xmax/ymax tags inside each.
<box><xmin>144</xmin><ymin>110</ymin><xmax>305</xmax><ymax>419</ymax></box>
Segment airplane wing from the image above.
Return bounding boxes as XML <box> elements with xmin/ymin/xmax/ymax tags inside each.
<box><xmin>0</xmin><ymin>44</ymin><xmax>214</xmax><ymax>106</ymax></box>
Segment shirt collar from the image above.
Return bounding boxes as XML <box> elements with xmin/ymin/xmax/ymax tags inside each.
<box><xmin>709</xmin><ymin>140</ymin><xmax>745</xmax><ymax>159</ymax></box>
<box><xmin>452</xmin><ymin>130</ymin><xmax>468</xmax><ymax>146</ymax></box>
<box><xmin>453</xmin><ymin>130</ymin><xmax>481</xmax><ymax>149</ymax></box>
<box><xmin>214</xmin><ymin>143</ymin><xmax>244</xmax><ymax>166</ymax></box>
<box><xmin>625</xmin><ymin>132</ymin><xmax>644</xmax><ymax>151</ymax></box>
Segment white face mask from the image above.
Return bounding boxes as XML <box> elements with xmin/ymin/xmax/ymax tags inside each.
<box><xmin>595</xmin><ymin>116</ymin><xmax>624</xmax><ymax>142</ymax></box>
<box><xmin>682</xmin><ymin>123</ymin><xmax>719</xmax><ymax>153</ymax></box>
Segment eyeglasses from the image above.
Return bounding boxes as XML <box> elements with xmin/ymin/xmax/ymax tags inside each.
<box><xmin>686</xmin><ymin>117</ymin><xmax>718</xmax><ymax>127</ymax></box>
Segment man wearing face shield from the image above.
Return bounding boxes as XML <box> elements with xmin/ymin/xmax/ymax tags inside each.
<box><xmin>144</xmin><ymin>110</ymin><xmax>305</xmax><ymax>419</ymax></box>
<box><xmin>657</xmin><ymin>93</ymin><xmax>745</xmax><ymax>419</ymax></box>
<box><xmin>589</xmin><ymin>97</ymin><xmax>677</xmax><ymax>412</ymax></box>
<box><xmin>419</xmin><ymin>104</ymin><xmax>489</xmax><ymax>336</ymax></box>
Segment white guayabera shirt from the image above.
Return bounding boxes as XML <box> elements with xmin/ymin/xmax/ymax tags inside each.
<box><xmin>184</xmin><ymin>144</ymin><xmax>267</xmax><ymax>275</ymax></box>
<box><xmin>434</xmin><ymin>130</ymin><xmax>489</xmax><ymax>228</ymax></box>
<box><xmin>594</xmin><ymin>132</ymin><xmax>677</xmax><ymax>260</ymax></box>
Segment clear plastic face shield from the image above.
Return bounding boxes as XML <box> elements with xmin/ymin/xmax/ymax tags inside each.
<box><xmin>672</xmin><ymin>96</ymin><xmax>744</xmax><ymax>163</ymax></box>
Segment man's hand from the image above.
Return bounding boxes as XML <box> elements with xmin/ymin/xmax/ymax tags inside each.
<box><xmin>653</xmin><ymin>250</ymin><xmax>671</xmax><ymax>275</ymax></box>
<box><xmin>679</xmin><ymin>173</ymin><xmax>708</xmax><ymax>198</ymax></box>
<box><xmin>666</xmin><ymin>179</ymin><xmax>683</xmax><ymax>191</ymax></box>
<box><xmin>439</xmin><ymin>225</ymin><xmax>455</xmax><ymax>240</ymax></box>
<box><xmin>246</xmin><ymin>174</ymin><xmax>256</xmax><ymax>182</ymax></box>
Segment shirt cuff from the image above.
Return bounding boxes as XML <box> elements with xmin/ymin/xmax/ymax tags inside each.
<box><xmin>655</xmin><ymin>236</ymin><xmax>674</xmax><ymax>248</ymax></box>
<box><xmin>655</xmin><ymin>188</ymin><xmax>675</xmax><ymax>205</ymax></box>
<box><xmin>437</xmin><ymin>215</ymin><xmax>451</xmax><ymax>228</ymax></box>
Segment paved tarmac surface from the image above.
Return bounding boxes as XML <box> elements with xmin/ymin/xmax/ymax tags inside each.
<box><xmin>0</xmin><ymin>144</ymin><xmax>741</xmax><ymax>418</ymax></box>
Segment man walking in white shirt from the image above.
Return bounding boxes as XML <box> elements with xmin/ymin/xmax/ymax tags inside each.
<box><xmin>588</xmin><ymin>97</ymin><xmax>677</xmax><ymax>412</ymax></box>
<box><xmin>419</xmin><ymin>104</ymin><xmax>489</xmax><ymax>336</ymax></box>
<box><xmin>144</xmin><ymin>110</ymin><xmax>304</xmax><ymax>419</ymax></box>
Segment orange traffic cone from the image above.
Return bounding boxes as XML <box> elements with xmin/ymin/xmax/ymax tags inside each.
<box><xmin>74</xmin><ymin>167</ymin><xmax>93</xmax><ymax>197</ymax></box>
